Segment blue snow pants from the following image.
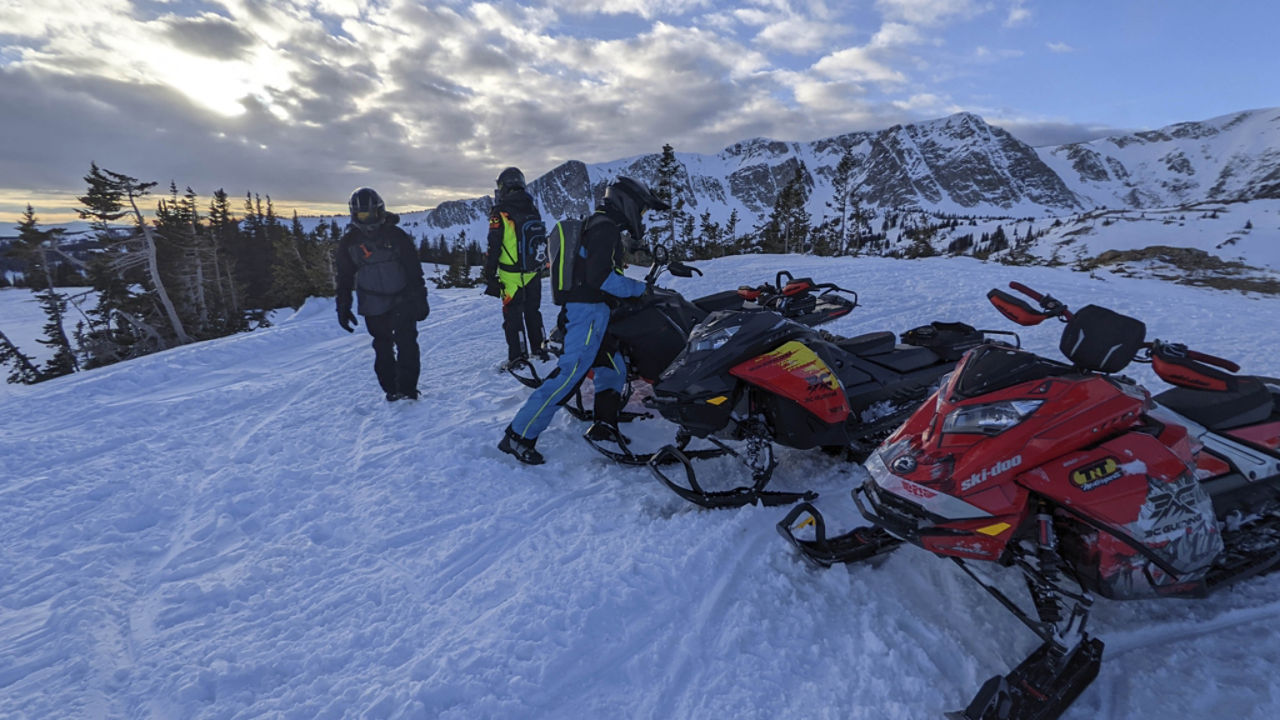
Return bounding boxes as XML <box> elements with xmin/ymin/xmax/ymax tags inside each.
<box><xmin>510</xmin><ymin>302</ymin><xmax>625</xmax><ymax>440</ymax></box>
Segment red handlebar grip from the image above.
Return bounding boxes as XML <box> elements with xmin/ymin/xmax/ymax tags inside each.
<box><xmin>1008</xmin><ymin>281</ymin><xmax>1044</xmax><ymax>301</ymax></box>
<box><xmin>1187</xmin><ymin>348</ymin><xmax>1240</xmax><ymax>373</ymax></box>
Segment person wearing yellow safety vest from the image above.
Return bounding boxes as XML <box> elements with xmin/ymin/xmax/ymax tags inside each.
<box><xmin>482</xmin><ymin>167</ymin><xmax>549</xmax><ymax>369</ymax></box>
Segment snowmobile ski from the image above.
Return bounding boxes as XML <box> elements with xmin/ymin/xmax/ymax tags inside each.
<box><xmin>775</xmin><ymin>502</ymin><xmax>902</xmax><ymax>568</ymax></box>
<box><xmin>946</xmin><ymin>636</ymin><xmax>1104</xmax><ymax>720</ymax></box>
<box><xmin>583</xmin><ymin>425</ymin><xmax>729</xmax><ymax>467</ymax></box>
<box><xmin>504</xmin><ymin>357</ymin><xmax>545</xmax><ymax>389</ymax></box>
<box><xmin>647</xmin><ymin>437</ymin><xmax>816</xmax><ymax>509</ymax></box>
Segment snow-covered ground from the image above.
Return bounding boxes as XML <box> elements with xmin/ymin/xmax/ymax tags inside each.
<box><xmin>1023</xmin><ymin>199</ymin><xmax>1280</xmax><ymax>271</ymax></box>
<box><xmin>3</xmin><ymin>254</ymin><xmax>1280</xmax><ymax>719</ymax></box>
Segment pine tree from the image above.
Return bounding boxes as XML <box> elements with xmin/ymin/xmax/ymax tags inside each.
<box><xmin>435</xmin><ymin>231</ymin><xmax>479</xmax><ymax>288</ymax></box>
<box><xmin>826</xmin><ymin>150</ymin><xmax>858</xmax><ymax>254</ymax></box>
<box><xmin>697</xmin><ymin>211</ymin><xmax>722</xmax><ymax>258</ymax></box>
<box><xmin>77</xmin><ymin>163</ymin><xmax>191</xmax><ymax>350</ymax></box>
<box><xmin>759</xmin><ymin>163</ymin><xmax>811</xmax><ymax>254</ymax></box>
<box><xmin>14</xmin><ymin>205</ymin><xmax>50</xmax><ymax>288</ymax></box>
<box><xmin>652</xmin><ymin>143</ymin><xmax>694</xmax><ymax>257</ymax></box>
<box><xmin>208</xmin><ymin>189</ymin><xmax>246</xmax><ymax>331</ymax></box>
<box><xmin>155</xmin><ymin>183</ymin><xmax>212</xmax><ymax>336</ymax></box>
<box><xmin>34</xmin><ymin>290</ymin><xmax>78</xmax><ymax>378</ymax></box>
<box><xmin>21</xmin><ymin>205</ymin><xmax>80</xmax><ymax>376</ymax></box>
<box><xmin>0</xmin><ymin>329</ymin><xmax>41</xmax><ymax>384</ymax></box>
<box><xmin>267</xmin><ymin>210</ymin><xmax>312</xmax><ymax>309</ymax></box>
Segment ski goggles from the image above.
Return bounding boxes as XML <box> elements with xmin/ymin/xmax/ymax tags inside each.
<box><xmin>354</xmin><ymin>210</ymin><xmax>379</xmax><ymax>222</ymax></box>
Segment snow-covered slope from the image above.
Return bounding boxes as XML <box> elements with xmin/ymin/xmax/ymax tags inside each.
<box><xmin>3</xmin><ymin>256</ymin><xmax>1280</xmax><ymax>719</ymax></box>
<box><xmin>1040</xmin><ymin>108</ymin><xmax>1280</xmax><ymax>209</ymax></box>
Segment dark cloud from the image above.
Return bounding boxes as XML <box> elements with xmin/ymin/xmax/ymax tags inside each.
<box><xmin>161</xmin><ymin>15</ymin><xmax>256</xmax><ymax>60</ymax></box>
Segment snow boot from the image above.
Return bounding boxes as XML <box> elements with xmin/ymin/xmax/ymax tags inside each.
<box><xmin>385</xmin><ymin>391</ymin><xmax>402</xmax><ymax>402</ymax></box>
<box><xmin>544</xmin><ymin>325</ymin><xmax>565</xmax><ymax>356</ymax></box>
<box><xmin>586</xmin><ymin>390</ymin><xmax>630</xmax><ymax>444</ymax></box>
<box><xmin>499</xmin><ymin>426</ymin><xmax>545</xmax><ymax>465</ymax></box>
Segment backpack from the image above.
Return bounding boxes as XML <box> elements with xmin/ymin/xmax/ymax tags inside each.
<box><xmin>549</xmin><ymin>216</ymin><xmax>588</xmax><ymax>305</ymax></box>
<box><xmin>514</xmin><ymin>217</ymin><xmax>548</xmax><ymax>273</ymax></box>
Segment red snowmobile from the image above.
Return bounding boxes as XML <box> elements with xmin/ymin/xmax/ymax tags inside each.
<box><xmin>779</xmin><ymin>282</ymin><xmax>1280</xmax><ymax>719</ymax></box>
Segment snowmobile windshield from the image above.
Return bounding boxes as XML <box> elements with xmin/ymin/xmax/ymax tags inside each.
<box><xmin>660</xmin><ymin>310</ymin><xmax>800</xmax><ymax>381</ymax></box>
<box><xmin>952</xmin><ymin>344</ymin><xmax>1072</xmax><ymax>400</ymax></box>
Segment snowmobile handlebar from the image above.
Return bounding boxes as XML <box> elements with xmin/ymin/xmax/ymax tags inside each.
<box><xmin>1146</xmin><ymin>339</ymin><xmax>1241</xmax><ymax>373</ymax></box>
<box><xmin>641</xmin><ymin>244</ymin><xmax>702</xmax><ymax>285</ymax></box>
<box><xmin>1007</xmin><ymin>281</ymin><xmax>1072</xmax><ymax>320</ymax></box>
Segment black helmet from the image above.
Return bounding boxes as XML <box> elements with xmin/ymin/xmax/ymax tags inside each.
<box><xmin>496</xmin><ymin>166</ymin><xmax>526</xmax><ymax>200</ymax></box>
<box><xmin>348</xmin><ymin>187</ymin><xmax>385</xmax><ymax>232</ymax></box>
<box><xmin>604</xmin><ymin>176</ymin><xmax>669</xmax><ymax>243</ymax></box>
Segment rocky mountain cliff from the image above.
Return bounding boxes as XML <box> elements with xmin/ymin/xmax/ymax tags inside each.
<box><xmin>405</xmin><ymin>108</ymin><xmax>1280</xmax><ymax>248</ymax></box>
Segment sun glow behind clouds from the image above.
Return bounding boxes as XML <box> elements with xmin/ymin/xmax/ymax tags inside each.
<box><xmin>129</xmin><ymin>34</ymin><xmax>297</xmax><ymax>118</ymax></box>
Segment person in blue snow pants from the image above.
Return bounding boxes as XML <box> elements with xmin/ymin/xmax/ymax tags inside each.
<box><xmin>498</xmin><ymin>177</ymin><xmax>669</xmax><ymax>465</ymax></box>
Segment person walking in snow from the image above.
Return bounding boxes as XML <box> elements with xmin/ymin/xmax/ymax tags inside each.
<box><xmin>482</xmin><ymin>167</ymin><xmax>549</xmax><ymax>370</ymax></box>
<box><xmin>498</xmin><ymin>177</ymin><xmax>668</xmax><ymax>464</ymax></box>
<box><xmin>335</xmin><ymin>187</ymin><xmax>430</xmax><ymax>402</ymax></box>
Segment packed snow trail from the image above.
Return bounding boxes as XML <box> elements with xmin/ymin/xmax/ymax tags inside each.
<box><xmin>2</xmin><ymin>255</ymin><xmax>1280</xmax><ymax>719</ymax></box>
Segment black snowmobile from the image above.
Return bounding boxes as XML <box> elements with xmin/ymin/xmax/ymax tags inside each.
<box><xmin>507</xmin><ymin>247</ymin><xmax>858</xmax><ymax>392</ymax></box>
<box><xmin>643</xmin><ymin>308</ymin><xmax>1013</xmax><ymax>508</ymax></box>
<box><xmin>579</xmin><ymin>250</ymin><xmax>867</xmax><ymax>466</ymax></box>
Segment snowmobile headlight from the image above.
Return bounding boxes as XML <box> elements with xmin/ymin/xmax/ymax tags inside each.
<box><xmin>942</xmin><ymin>400</ymin><xmax>1043</xmax><ymax>436</ymax></box>
<box><xmin>689</xmin><ymin>325</ymin><xmax>739</xmax><ymax>354</ymax></box>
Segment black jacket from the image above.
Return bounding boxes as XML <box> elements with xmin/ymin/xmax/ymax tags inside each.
<box><xmin>563</xmin><ymin>205</ymin><xmax>631</xmax><ymax>304</ymax></box>
<box><xmin>335</xmin><ymin>213</ymin><xmax>425</xmax><ymax>317</ymax></box>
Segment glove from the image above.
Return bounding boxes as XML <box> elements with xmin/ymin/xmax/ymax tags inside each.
<box><xmin>625</xmin><ymin>283</ymin><xmax>654</xmax><ymax>307</ymax></box>
<box><xmin>338</xmin><ymin>308</ymin><xmax>358</xmax><ymax>333</ymax></box>
<box><xmin>484</xmin><ymin>276</ymin><xmax>501</xmax><ymax>298</ymax></box>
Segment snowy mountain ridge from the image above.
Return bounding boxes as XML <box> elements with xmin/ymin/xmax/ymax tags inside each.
<box><xmin>404</xmin><ymin>107</ymin><xmax>1280</xmax><ymax>245</ymax></box>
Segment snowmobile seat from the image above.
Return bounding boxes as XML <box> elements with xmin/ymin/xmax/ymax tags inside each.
<box><xmin>836</xmin><ymin>331</ymin><xmax>895</xmax><ymax>357</ymax></box>
<box><xmin>1155</xmin><ymin>378</ymin><xmax>1275</xmax><ymax>431</ymax></box>
<box><xmin>693</xmin><ymin>289</ymin><xmax>749</xmax><ymax>314</ymax></box>
<box><xmin>865</xmin><ymin>345</ymin><xmax>941</xmax><ymax>373</ymax></box>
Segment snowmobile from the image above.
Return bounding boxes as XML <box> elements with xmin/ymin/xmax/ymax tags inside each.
<box><xmin>778</xmin><ymin>281</ymin><xmax>1280</xmax><ymax>720</ymax></box>
<box><xmin>641</xmin><ymin>303</ymin><xmax>1009</xmax><ymax>508</ymax></box>
<box><xmin>505</xmin><ymin>249</ymin><xmax>858</xmax><ymax>393</ymax></box>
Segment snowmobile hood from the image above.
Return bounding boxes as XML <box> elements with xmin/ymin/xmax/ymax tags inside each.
<box><xmin>862</xmin><ymin>344</ymin><xmax>1151</xmax><ymax>524</ymax></box>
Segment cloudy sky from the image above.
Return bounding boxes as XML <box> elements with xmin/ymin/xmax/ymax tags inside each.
<box><xmin>1</xmin><ymin>0</ymin><xmax>1276</xmax><ymax>224</ymax></box>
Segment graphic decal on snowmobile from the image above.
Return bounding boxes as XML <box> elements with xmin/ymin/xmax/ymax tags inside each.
<box><xmin>1095</xmin><ymin>471</ymin><xmax>1222</xmax><ymax>599</ymax></box>
<box><xmin>1070</xmin><ymin>456</ymin><xmax>1123</xmax><ymax>491</ymax></box>
<box><xmin>729</xmin><ymin>341</ymin><xmax>849</xmax><ymax>424</ymax></box>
